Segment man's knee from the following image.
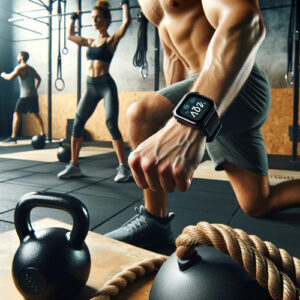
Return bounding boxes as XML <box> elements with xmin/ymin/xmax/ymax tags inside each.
<box><xmin>127</xmin><ymin>97</ymin><xmax>149</xmax><ymax>128</ymax></box>
<box><xmin>239</xmin><ymin>196</ymin><xmax>269</xmax><ymax>217</ymax></box>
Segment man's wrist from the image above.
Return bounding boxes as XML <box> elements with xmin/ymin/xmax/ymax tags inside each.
<box><xmin>173</xmin><ymin>92</ymin><xmax>221</xmax><ymax>142</ymax></box>
<box><xmin>171</xmin><ymin>117</ymin><xmax>206</xmax><ymax>140</ymax></box>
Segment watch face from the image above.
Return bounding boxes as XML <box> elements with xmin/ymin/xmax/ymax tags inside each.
<box><xmin>178</xmin><ymin>95</ymin><xmax>210</xmax><ymax>122</ymax></box>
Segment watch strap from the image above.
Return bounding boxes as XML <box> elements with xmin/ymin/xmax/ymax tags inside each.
<box><xmin>203</xmin><ymin>109</ymin><xmax>222</xmax><ymax>142</ymax></box>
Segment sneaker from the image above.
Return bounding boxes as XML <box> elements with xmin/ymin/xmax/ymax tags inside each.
<box><xmin>105</xmin><ymin>206</ymin><xmax>175</xmax><ymax>255</ymax></box>
<box><xmin>114</xmin><ymin>164</ymin><xmax>132</xmax><ymax>182</ymax></box>
<box><xmin>57</xmin><ymin>162</ymin><xmax>83</xmax><ymax>179</ymax></box>
<box><xmin>2</xmin><ymin>137</ymin><xmax>17</xmax><ymax>144</ymax></box>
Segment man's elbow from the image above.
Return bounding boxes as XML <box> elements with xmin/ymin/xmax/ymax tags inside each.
<box><xmin>246</xmin><ymin>9</ymin><xmax>266</xmax><ymax>46</ymax></box>
<box><xmin>257</xmin><ymin>16</ymin><xmax>266</xmax><ymax>45</ymax></box>
<box><xmin>227</xmin><ymin>8</ymin><xmax>266</xmax><ymax>48</ymax></box>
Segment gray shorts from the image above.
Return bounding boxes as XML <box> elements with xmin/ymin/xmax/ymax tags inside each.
<box><xmin>158</xmin><ymin>64</ymin><xmax>271</xmax><ymax>176</ymax></box>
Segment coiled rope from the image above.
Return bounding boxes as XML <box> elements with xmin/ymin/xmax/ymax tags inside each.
<box><xmin>91</xmin><ymin>222</ymin><xmax>300</xmax><ymax>300</ymax></box>
<box><xmin>176</xmin><ymin>222</ymin><xmax>300</xmax><ymax>300</ymax></box>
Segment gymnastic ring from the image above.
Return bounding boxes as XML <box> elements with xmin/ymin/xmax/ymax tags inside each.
<box><xmin>55</xmin><ymin>78</ymin><xmax>65</xmax><ymax>91</ymax></box>
<box><xmin>62</xmin><ymin>47</ymin><xmax>69</xmax><ymax>55</ymax></box>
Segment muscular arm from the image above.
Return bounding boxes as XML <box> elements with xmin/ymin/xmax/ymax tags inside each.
<box><xmin>160</xmin><ymin>38</ymin><xmax>186</xmax><ymax>85</ymax></box>
<box><xmin>1</xmin><ymin>65</ymin><xmax>21</xmax><ymax>81</ymax></box>
<box><xmin>129</xmin><ymin>0</ymin><xmax>266</xmax><ymax>193</ymax></box>
<box><xmin>192</xmin><ymin>0</ymin><xmax>265</xmax><ymax>116</ymax></box>
<box><xmin>108</xmin><ymin>3</ymin><xmax>131</xmax><ymax>51</ymax></box>
<box><xmin>67</xmin><ymin>15</ymin><xmax>90</xmax><ymax>47</ymax></box>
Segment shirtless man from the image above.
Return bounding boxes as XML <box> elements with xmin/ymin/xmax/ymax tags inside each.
<box><xmin>105</xmin><ymin>0</ymin><xmax>300</xmax><ymax>254</ymax></box>
<box><xmin>1</xmin><ymin>51</ymin><xmax>45</xmax><ymax>143</ymax></box>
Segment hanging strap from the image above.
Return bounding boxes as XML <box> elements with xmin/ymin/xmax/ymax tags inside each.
<box><xmin>62</xmin><ymin>0</ymin><xmax>68</xmax><ymax>55</ymax></box>
<box><xmin>55</xmin><ymin>0</ymin><xmax>65</xmax><ymax>91</ymax></box>
<box><xmin>133</xmin><ymin>12</ymin><xmax>149</xmax><ymax>79</ymax></box>
<box><xmin>285</xmin><ymin>0</ymin><xmax>295</xmax><ymax>86</ymax></box>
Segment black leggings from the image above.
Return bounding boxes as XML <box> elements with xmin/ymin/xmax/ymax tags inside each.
<box><xmin>72</xmin><ymin>74</ymin><xmax>122</xmax><ymax>140</ymax></box>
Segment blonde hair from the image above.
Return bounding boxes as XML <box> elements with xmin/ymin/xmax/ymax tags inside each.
<box><xmin>93</xmin><ymin>0</ymin><xmax>111</xmax><ymax>22</ymax></box>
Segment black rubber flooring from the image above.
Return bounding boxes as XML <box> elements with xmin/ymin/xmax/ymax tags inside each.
<box><xmin>0</xmin><ymin>140</ymin><xmax>299</xmax><ymax>260</ymax></box>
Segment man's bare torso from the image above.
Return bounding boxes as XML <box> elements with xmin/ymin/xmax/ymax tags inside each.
<box><xmin>138</xmin><ymin>0</ymin><xmax>215</xmax><ymax>75</ymax></box>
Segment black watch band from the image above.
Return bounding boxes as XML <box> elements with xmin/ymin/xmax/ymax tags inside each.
<box><xmin>173</xmin><ymin>92</ymin><xmax>222</xmax><ymax>142</ymax></box>
<box><xmin>201</xmin><ymin>107</ymin><xmax>222</xmax><ymax>142</ymax></box>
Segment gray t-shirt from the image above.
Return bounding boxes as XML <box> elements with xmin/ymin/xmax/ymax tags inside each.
<box><xmin>18</xmin><ymin>65</ymin><xmax>37</xmax><ymax>98</ymax></box>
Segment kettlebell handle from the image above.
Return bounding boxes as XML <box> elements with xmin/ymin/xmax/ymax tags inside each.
<box><xmin>14</xmin><ymin>191</ymin><xmax>89</xmax><ymax>249</ymax></box>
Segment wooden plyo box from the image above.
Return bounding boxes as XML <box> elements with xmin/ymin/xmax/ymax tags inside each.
<box><xmin>0</xmin><ymin>218</ymin><xmax>164</xmax><ymax>300</ymax></box>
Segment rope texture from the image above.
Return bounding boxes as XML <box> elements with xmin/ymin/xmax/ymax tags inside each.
<box><xmin>176</xmin><ymin>222</ymin><xmax>300</xmax><ymax>300</ymax></box>
<box><xmin>90</xmin><ymin>256</ymin><xmax>167</xmax><ymax>300</ymax></box>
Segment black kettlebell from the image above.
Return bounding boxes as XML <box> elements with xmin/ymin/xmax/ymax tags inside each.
<box><xmin>149</xmin><ymin>246</ymin><xmax>272</xmax><ymax>300</ymax></box>
<box><xmin>12</xmin><ymin>191</ymin><xmax>91</xmax><ymax>300</ymax></box>
<box><xmin>31</xmin><ymin>134</ymin><xmax>46</xmax><ymax>149</ymax></box>
<box><xmin>57</xmin><ymin>139</ymin><xmax>71</xmax><ymax>163</ymax></box>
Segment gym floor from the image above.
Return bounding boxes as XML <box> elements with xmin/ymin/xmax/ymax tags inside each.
<box><xmin>0</xmin><ymin>138</ymin><xmax>299</xmax><ymax>258</ymax></box>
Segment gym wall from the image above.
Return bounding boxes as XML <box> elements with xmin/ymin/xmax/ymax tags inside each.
<box><xmin>0</xmin><ymin>1</ymin><xmax>17</xmax><ymax>136</ymax></box>
<box><xmin>5</xmin><ymin>0</ymin><xmax>300</xmax><ymax>155</ymax></box>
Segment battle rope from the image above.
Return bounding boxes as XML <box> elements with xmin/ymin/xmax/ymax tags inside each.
<box><xmin>90</xmin><ymin>256</ymin><xmax>167</xmax><ymax>300</ymax></box>
<box><xmin>90</xmin><ymin>222</ymin><xmax>300</xmax><ymax>300</ymax></box>
<box><xmin>176</xmin><ymin>222</ymin><xmax>300</xmax><ymax>300</ymax></box>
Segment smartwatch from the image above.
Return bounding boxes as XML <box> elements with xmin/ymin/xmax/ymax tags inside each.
<box><xmin>173</xmin><ymin>92</ymin><xmax>222</xmax><ymax>142</ymax></box>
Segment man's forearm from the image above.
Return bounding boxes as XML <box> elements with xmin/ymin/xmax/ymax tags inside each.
<box><xmin>190</xmin><ymin>10</ymin><xmax>265</xmax><ymax>116</ymax></box>
<box><xmin>1</xmin><ymin>72</ymin><xmax>12</xmax><ymax>80</ymax></box>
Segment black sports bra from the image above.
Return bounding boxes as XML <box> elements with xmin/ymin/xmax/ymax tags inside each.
<box><xmin>86</xmin><ymin>41</ymin><xmax>113</xmax><ymax>63</ymax></box>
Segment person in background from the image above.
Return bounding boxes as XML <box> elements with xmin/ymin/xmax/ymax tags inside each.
<box><xmin>1</xmin><ymin>51</ymin><xmax>45</xmax><ymax>144</ymax></box>
<box><xmin>58</xmin><ymin>0</ymin><xmax>131</xmax><ymax>182</ymax></box>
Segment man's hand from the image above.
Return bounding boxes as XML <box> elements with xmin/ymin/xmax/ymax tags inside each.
<box><xmin>1</xmin><ymin>72</ymin><xmax>6</xmax><ymax>79</ymax></box>
<box><xmin>129</xmin><ymin>118</ymin><xmax>206</xmax><ymax>193</ymax></box>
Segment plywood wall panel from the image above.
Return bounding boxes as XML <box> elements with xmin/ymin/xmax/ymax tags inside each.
<box><xmin>22</xmin><ymin>89</ymin><xmax>300</xmax><ymax>156</ymax></box>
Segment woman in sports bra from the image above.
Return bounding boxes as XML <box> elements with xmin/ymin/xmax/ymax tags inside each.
<box><xmin>58</xmin><ymin>0</ymin><xmax>131</xmax><ymax>182</ymax></box>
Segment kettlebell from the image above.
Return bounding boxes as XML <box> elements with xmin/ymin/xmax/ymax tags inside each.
<box><xmin>149</xmin><ymin>245</ymin><xmax>273</xmax><ymax>300</ymax></box>
<box><xmin>57</xmin><ymin>139</ymin><xmax>71</xmax><ymax>163</ymax></box>
<box><xmin>31</xmin><ymin>134</ymin><xmax>46</xmax><ymax>149</ymax></box>
<box><xmin>12</xmin><ymin>191</ymin><xmax>91</xmax><ymax>300</ymax></box>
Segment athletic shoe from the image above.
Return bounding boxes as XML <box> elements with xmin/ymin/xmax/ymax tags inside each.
<box><xmin>114</xmin><ymin>164</ymin><xmax>132</xmax><ymax>182</ymax></box>
<box><xmin>105</xmin><ymin>206</ymin><xmax>176</xmax><ymax>255</ymax></box>
<box><xmin>2</xmin><ymin>137</ymin><xmax>17</xmax><ymax>144</ymax></box>
<box><xmin>57</xmin><ymin>162</ymin><xmax>83</xmax><ymax>179</ymax></box>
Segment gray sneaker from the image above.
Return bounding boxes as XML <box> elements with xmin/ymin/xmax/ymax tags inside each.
<box><xmin>3</xmin><ymin>137</ymin><xmax>17</xmax><ymax>144</ymax></box>
<box><xmin>105</xmin><ymin>206</ymin><xmax>175</xmax><ymax>255</ymax></box>
<box><xmin>114</xmin><ymin>164</ymin><xmax>132</xmax><ymax>182</ymax></box>
<box><xmin>57</xmin><ymin>162</ymin><xmax>83</xmax><ymax>179</ymax></box>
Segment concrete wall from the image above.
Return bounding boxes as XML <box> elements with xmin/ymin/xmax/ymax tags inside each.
<box><xmin>257</xmin><ymin>0</ymin><xmax>294</xmax><ymax>88</ymax></box>
<box><xmin>7</xmin><ymin>0</ymin><xmax>294</xmax><ymax>92</ymax></box>
<box><xmin>0</xmin><ymin>1</ymin><xmax>15</xmax><ymax>135</ymax></box>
